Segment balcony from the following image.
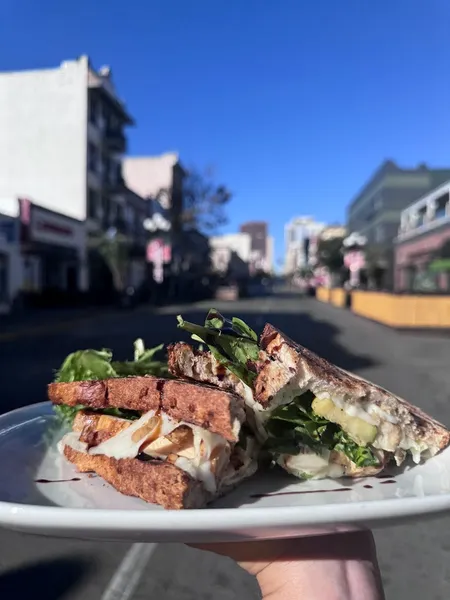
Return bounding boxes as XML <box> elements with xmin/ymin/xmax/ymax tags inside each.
<box><xmin>397</xmin><ymin>181</ymin><xmax>450</xmax><ymax>242</ymax></box>
<box><xmin>104</xmin><ymin>128</ymin><xmax>127</xmax><ymax>153</ymax></box>
<box><xmin>104</xmin><ymin>174</ymin><xmax>126</xmax><ymax>195</ymax></box>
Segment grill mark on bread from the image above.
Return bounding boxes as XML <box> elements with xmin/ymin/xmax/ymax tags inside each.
<box><xmin>258</xmin><ymin>323</ymin><xmax>450</xmax><ymax>451</ymax></box>
<box><xmin>48</xmin><ymin>376</ymin><xmax>245</xmax><ymax>443</ymax></box>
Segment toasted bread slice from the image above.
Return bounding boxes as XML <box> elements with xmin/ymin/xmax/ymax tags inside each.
<box><xmin>168</xmin><ymin>342</ymin><xmax>245</xmax><ymax>395</ymax></box>
<box><xmin>48</xmin><ymin>377</ymin><xmax>245</xmax><ymax>443</ymax></box>
<box><xmin>257</xmin><ymin>323</ymin><xmax>450</xmax><ymax>455</ymax></box>
<box><xmin>63</xmin><ymin>444</ymin><xmax>209</xmax><ymax>509</ymax></box>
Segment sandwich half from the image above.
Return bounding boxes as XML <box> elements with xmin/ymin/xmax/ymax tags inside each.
<box><xmin>48</xmin><ymin>342</ymin><xmax>257</xmax><ymax>509</ymax></box>
<box><xmin>173</xmin><ymin>311</ymin><xmax>450</xmax><ymax>480</ymax></box>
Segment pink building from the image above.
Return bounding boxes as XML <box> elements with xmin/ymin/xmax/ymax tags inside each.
<box><xmin>395</xmin><ymin>181</ymin><xmax>450</xmax><ymax>292</ymax></box>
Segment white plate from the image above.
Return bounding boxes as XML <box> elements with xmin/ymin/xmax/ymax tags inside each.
<box><xmin>1</xmin><ymin>402</ymin><xmax>450</xmax><ymax>543</ymax></box>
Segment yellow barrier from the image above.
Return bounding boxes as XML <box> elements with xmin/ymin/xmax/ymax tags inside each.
<box><xmin>330</xmin><ymin>288</ymin><xmax>347</xmax><ymax>308</ymax></box>
<box><xmin>316</xmin><ymin>286</ymin><xmax>330</xmax><ymax>303</ymax></box>
<box><xmin>351</xmin><ymin>292</ymin><xmax>450</xmax><ymax>328</ymax></box>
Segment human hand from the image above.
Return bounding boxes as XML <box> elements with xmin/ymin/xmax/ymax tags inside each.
<box><xmin>191</xmin><ymin>530</ymin><xmax>385</xmax><ymax>600</ymax></box>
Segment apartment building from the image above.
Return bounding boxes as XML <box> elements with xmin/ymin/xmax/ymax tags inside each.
<box><xmin>346</xmin><ymin>160</ymin><xmax>450</xmax><ymax>287</ymax></box>
<box><xmin>239</xmin><ymin>221</ymin><xmax>272</xmax><ymax>273</ymax></box>
<box><xmin>395</xmin><ymin>181</ymin><xmax>450</xmax><ymax>292</ymax></box>
<box><xmin>210</xmin><ymin>232</ymin><xmax>252</xmax><ymax>277</ymax></box>
<box><xmin>284</xmin><ymin>216</ymin><xmax>325</xmax><ymax>275</ymax></box>
<box><xmin>0</xmin><ymin>56</ymin><xmax>142</xmax><ymax>291</ymax></box>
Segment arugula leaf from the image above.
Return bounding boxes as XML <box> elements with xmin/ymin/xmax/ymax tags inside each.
<box><xmin>55</xmin><ymin>349</ymin><xmax>117</xmax><ymax>383</ymax></box>
<box><xmin>231</xmin><ymin>317</ymin><xmax>258</xmax><ymax>342</ymax></box>
<box><xmin>177</xmin><ymin>310</ymin><xmax>259</xmax><ymax>386</ymax></box>
<box><xmin>54</xmin><ymin>340</ymin><xmax>168</xmax><ymax>383</ymax></box>
<box><xmin>53</xmin><ymin>339</ymin><xmax>168</xmax><ymax>425</ymax></box>
<box><xmin>112</xmin><ymin>340</ymin><xmax>169</xmax><ymax>377</ymax></box>
<box><xmin>53</xmin><ymin>404</ymin><xmax>85</xmax><ymax>427</ymax></box>
<box><xmin>265</xmin><ymin>393</ymin><xmax>379</xmax><ymax>468</ymax></box>
<box><xmin>333</xmin><ymin>431</ymin><xmax>378</xmax><ymax>467</ymax></box>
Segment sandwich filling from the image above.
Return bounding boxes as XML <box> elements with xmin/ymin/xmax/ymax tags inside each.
<box><xmin>176</xmin><ymin>310</ymin><xmax>441</xmax><ymax>480</ymax></box>
<box><xmin>52</xmin><ymin>337</ymin><xmax>257</xmax><ymax>497</ymax></box>
<box><xmin>60</xmin><ymin>409</ymin><xmax>255</xmax><ymax>494</ymax></box>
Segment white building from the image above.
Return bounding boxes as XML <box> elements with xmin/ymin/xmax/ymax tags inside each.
<box><xmin>0</xmin><ymin>56</ymin><xmax>144</xmax><ymax>293</ymax></box>
<box><xmin>0</xmin><ymin>56</ymin><xmax>133</xmax><ymax>223</ymax></box>
<box><xmin>284</xmin><ymin>216</ymin><xmax>326</xmax><ymax>274</ymax></box>
<box><xmin>210</xmin><ymin>233</ymin><xmax>251</xmax><ymax>277</ymax></box>
<box><xmin>0</xmin><ymin>212</ymin><xmax>22</xmax><ymax>314</ymax></box>
<box><xmin>265</xmin><ymin>236</ymin><xmax>275</xmax><ymax>274</ymax></box>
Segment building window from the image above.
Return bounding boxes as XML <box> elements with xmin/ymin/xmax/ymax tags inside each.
<box><xmin>101</xmin><ymin>195</ymin><xmax>110</xmax><ymax>226</ymax></box>
<box><xmin>375</xmin><ymin>225</ymin><xmax>385</xmax><ymax>243</ymax></box>
<box><xmin>88</xmin><ymin>188</ymin><xmax>99</xmax><ymax>219</ymax></box>
<box><xmin>416</xmin><ymin>207</ymin><xmax>426</xmax><ymax>228</ymax></box>
<box><xmin>88</xmin><ymin>142</ymin><xmax>99</xmax><ymax>173</ymax></box>
<box><xmin>0</xmin><ymin>253</ymin><xmax>8</xmax><ymax>303</ymax></box>
<box><xmin>88</xmin><ymin>97</ymin><xmax>97</xmax><ymax>125</ymax></box>
<box><xmin>435</xmin><ymin>193</ymin><xmax>448</xmax><ymax>220</ymax></box>
<box><xmin>373</xmin><ymin>193</ymin><xmax>383</xmax><ymax>210</ymax></box>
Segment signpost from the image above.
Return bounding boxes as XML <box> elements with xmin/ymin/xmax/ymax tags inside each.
<box><xmin>343</xmin><ymin>232</ymin><xmax>367</xmax><ymax>288</ymax></box>
<box><xmin>144</xmin><ymin>211</ymin><xmax>173</xmax><ymax>287</ymax></box>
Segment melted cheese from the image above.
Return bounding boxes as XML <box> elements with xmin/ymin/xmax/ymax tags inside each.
<box><xmin>367</xmin><ymin>404</ymin><xmax>399</xmax><ymax>425</ymax></box>
<box><xmin>399</xmin><ymin>438</ymin><xmax>429</xmax><ymax>464</ymax></box>
<box><xmin>63</xmin><ymin>410</ymin><xmax>230</xmax><ymax>494</ymax></box>
<box><xmin>240</xmin><ymin>382</ymin><xmax>269</xmax><ymax>442</ymax></box>
<box><xmin>278</xmin><ymin>449</ymin><xmax>345</xmax><ymax>480</ymax></box>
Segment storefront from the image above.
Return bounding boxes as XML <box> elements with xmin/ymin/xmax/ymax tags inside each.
<box><xmin>19</xmin><ymin>199</ymin><xmax>88</xmax><ymax>295</ymax></box>
<box><xmin>0</xmin><ymin>214</ymin><xmax>22</xmax><ymax>314</ymax></box>
<box><xmin>395</xmin><ymin>224</ymin><xmax>450</xmax><ymax>292</ymax></box>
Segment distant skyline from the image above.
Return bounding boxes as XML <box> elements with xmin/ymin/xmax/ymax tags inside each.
<box><xmin>2</xmin><ymin>0</ymin><xmax>450</xmax><ymax>264</ymax></box>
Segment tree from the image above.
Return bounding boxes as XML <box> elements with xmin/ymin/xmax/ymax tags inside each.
<box><xmin>92</xmin><ymin>228</ymin><xmax>131</xmax><ymax>293</ymax></box>
<box><xmin>316</xmin><ymin>237</ymin><xmax>345</xmax><ymax>272</ymax></box>
<box><xmin>182</xmin><ymin>167</ymin><xmax>232</xmax><ymax>233</ymax></box>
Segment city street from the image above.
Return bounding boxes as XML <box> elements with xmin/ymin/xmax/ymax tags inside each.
<box><xmin>1</xmin><ymin>291</ymin><xmax>450</xmax><ymax>599</ymax></box>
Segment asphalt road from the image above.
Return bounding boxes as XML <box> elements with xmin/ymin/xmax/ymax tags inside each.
<box><xmin>1</xmin><ymin>292</ymin><xmax>450</xmax><ymax>599</ymax></box>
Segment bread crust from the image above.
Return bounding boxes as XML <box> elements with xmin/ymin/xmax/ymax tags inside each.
<box><xmin>48</xmin><ymin>376</ymin><xmax>245</xmax><ymax>443</ymax></box>
<box><xmin>258</xmin><ymin>323</ymin><xmax>450</xmax><ymax>452</ymax></box>
<box><xmin>63</xmin><ymin>445</ymin><xmax>210</xmax><ymax>509</ymax></box>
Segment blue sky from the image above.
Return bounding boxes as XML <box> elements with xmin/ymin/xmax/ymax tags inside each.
<box><xmin>1</xmin><ymin>1</ymin><xmax>450</xmax><ymax>265</ymax></box>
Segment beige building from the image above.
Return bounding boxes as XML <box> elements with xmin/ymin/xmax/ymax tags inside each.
<box><xmin>123</xmin><ymin>153</ymin><xmax>186</xmax><ymax>233</ymax></box>
<box><xmin>210</xmin><ymin>233</ymin><xmax>251</xmax><ymax>277</ymax></box>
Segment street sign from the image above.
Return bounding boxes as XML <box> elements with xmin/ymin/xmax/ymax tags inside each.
<box><xmin>147</xmin><ymin>239</ymin><xmax>171</xmax><ymax>264</ymax></box>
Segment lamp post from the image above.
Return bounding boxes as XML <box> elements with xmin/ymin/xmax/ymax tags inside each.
<box><xmin>144</xmin><ymin>213</ymin><xmax>172</xmax><ymax>292</ymax></box>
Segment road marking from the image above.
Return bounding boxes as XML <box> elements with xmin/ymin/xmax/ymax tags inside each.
<box><xmin>101</xmin><ymin>542</ymin><xmax>158</xmax><ymax>600</ymax></box>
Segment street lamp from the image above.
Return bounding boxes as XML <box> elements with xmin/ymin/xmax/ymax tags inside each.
<box><xmin>143</xmin><ymin>213</ymin><xmax>171</xmax><ymax>233</ymax></box>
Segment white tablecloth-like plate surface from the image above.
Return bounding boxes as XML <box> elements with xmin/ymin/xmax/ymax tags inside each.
<box><xmin>0</xmin><ymin>402</ymin><xmax>449</xmax><ymax>542</ymax></box>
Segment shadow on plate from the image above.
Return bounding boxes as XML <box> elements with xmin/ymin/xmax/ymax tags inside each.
<box><xmin>0</xmin><ymin>555</ymin><xmax>92</xmax><ymax>600</ymax></box>
<box><xmin>211</xmin><ymin>462</ymin><xmax>366</xmax><ymax>509</ymax></box>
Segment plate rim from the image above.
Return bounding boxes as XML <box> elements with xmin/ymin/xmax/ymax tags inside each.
<box><xmin>1</xmin><ymin>402</ymin><xmax>450</xmax><ymax>531</ymax></box>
